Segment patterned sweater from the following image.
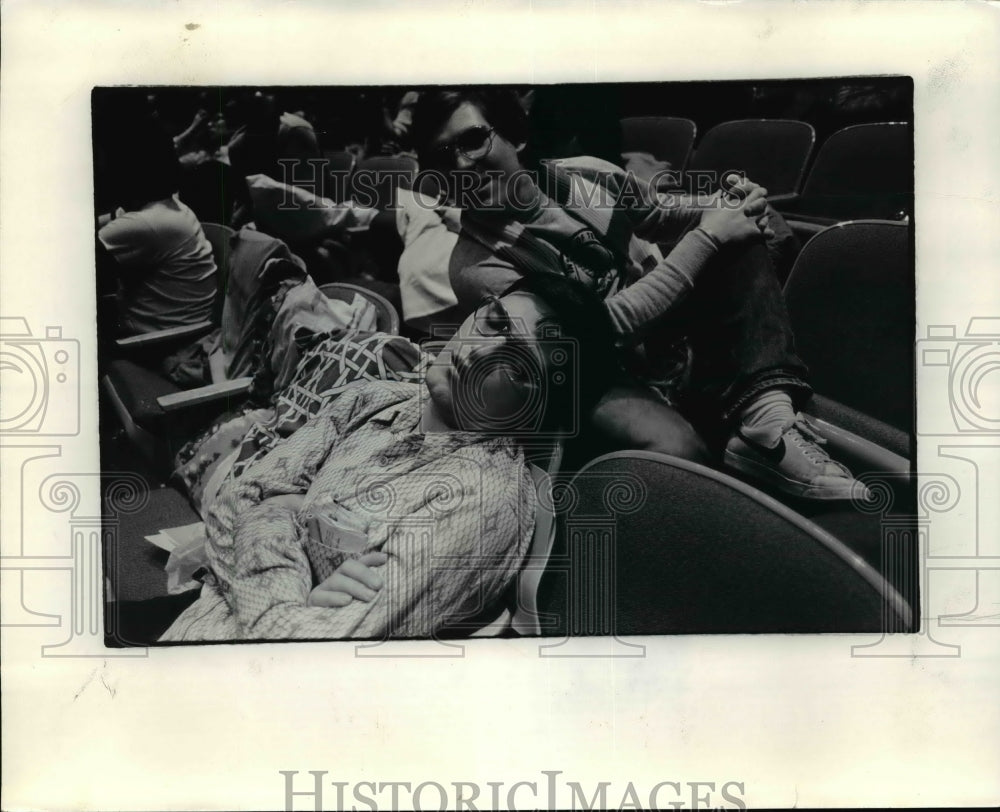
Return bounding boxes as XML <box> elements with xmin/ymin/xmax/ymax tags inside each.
<box><xmin>451</xmin><ymin>157</ymin><xmax>719</xmax><ymax>342</ymax></box>
<box><xmin>161</xmin><ymin>381</ymin><xmax>535</xmax><ymax>641</ymax></box>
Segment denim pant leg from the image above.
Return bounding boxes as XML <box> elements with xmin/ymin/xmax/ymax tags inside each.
<box><xmin>762</xmin><ymin>204</ymin><xmax>802</xmax><ymax>286</ymax></box>
<box><xmin>679</xmin><ymin>236</ymin><xmax>812</xmax><ymax>426</ymax></box>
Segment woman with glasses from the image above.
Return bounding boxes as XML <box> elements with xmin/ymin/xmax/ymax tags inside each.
<box><xmin>411</xmin><ymin>87</ymin><xmax>868</xmax><ymax>502</ymax></box>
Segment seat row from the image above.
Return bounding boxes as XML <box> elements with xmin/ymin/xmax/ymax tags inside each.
<box><xmin>100</xmin><ymin>217</ymin><xmax>915</xmax><ymax>638</ymax></box>
<box><xmin>621</xmin><ymin>117</ymin><xmax>912</xmax><ymax>237</ymax></box>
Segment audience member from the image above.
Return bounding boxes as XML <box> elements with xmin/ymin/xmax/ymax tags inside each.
<box><xmin>96</xmin><ymin>114</ymin><xmax>217</xmax><ymax>336</ymax></box>
<box><xmin>412</xmin><ymin>87</ymin><xmax>868</xmax><ymax>501</ymax></box>
<box><xmin>158</xmin><ymin>273</ymin><xmax>617</xmax><ymax>640</ymax></box>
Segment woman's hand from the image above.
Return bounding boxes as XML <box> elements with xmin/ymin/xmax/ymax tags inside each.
<box><xmin>698</xmin><ymin>174</ymin><xmax>774</xmax><ymax>245</ymax></box>
<box><xmin>308</xmin><ymin>551</ymin><xmax>389</xmax><ymax>608</ymax></box>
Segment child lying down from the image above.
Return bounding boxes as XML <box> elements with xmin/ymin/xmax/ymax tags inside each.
<box><xmin>160</xmin><ymin>272</ymin><xmax>617</xmax><ymax>641</ymax></box>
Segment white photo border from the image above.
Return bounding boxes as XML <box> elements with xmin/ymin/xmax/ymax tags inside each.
<box><xmin>2</xmin><ymin>1</ymin><xmax>998</xmax><ymax>809</ymax></box>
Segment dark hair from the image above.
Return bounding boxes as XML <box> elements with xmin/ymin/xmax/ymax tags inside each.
<box><xmin>93</xmin><ymin>88</ymin><xmax>181</xmax><ymax>209</ymax></box>
<box><xmin>500</xmin><ymin>272</ymin><xmax>620</xmax><ymax>431</ymax></box>
<box><xmin>412</xmin><ymin>87</ymin><xmax>529</xmax><ymax>169</ymax></box>
<box><xmin>104</xmin><ymin>120</ymin><xmax>181</xmax><ymax>209</ymax></box>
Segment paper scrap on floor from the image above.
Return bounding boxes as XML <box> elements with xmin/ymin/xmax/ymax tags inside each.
<box><xmin>145</xmin><ymin>522</ymin><xmax>209</xmax><ymax>594</ymax></box>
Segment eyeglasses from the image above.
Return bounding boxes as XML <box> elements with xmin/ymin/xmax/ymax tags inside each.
<box><xmin>470</xmin><ymin>295</ymin><xmax>536</xmax><ymax>388</ymax></box>
<box><xmin>430</xmin><ymin>125</ymin><xmax>496</xmax><ymax>167</ymax></box>
<box><xmin>473</xmin><ymin>294</ymin><xmax>515</xmax><ymax>338</ymax></box>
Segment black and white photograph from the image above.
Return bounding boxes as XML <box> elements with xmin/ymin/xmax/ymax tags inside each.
<box><xmin>2</xmin><ymin>2</ymin><xmax>998</xmax><ymax>810</ymax></box>
<box><xmin>94</xmin><ymin>79</ymin><xmax>917</xmax><ymax>645</ymax></box>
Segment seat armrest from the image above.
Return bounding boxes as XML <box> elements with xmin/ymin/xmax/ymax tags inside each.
<box><xmin>157</xmin><ymin>377</ymin><xmax>252</xmax><ymax>412</ymax></box>
<box><xmin>116</xmin><ymin>321</ymin><xmax>214</xmax><ymax>350</ymax></box>
<box><xmin>768</xmin><ymin>192</ymin><xmax>799</xmax><ymax>206</ymax></box>
<box><xmin>803</xmin><ymin>413</ymin><xmax>910</xmax><ymax>479</ymax></box>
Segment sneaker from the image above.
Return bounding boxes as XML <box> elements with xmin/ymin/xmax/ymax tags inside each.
<box><xmin>724</xmin><ymin>414</ymin><xmax>871</xmax><ymax>501</ymax></box>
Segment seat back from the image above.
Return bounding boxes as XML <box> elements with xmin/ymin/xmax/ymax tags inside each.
<box><xmin>352</xmin><ymin>155</ymin><xmax>418</xmax><ymax>209</ymax></box>
<box><xmin>783</xmin><ymin>220</ymin><xmax>913</xmax><ymax>437</ymax></box>
<box><xmin>687</xmin><ymin>118</ymin><xmax>815</xmax><ymax>195</ymax></box>
<box><xmin>319</xmin><ymin>282</ymin><xmax>401</xmax><ymax>335</ymax></box>
<box><xmin>620</xmin><ymin>116</ymin><xmax>697</xmax><ymax>171</ymax></box>
<box><xmin>199</xmin><ymin>222</ymin><xmax>236</xmax><ymax>326</ymax></box>
<box><xmin>799</xmin><ymin>122</ymin><xmax>913</xmax><ymax>220</ymax></box>
<box><xmin>535</xmin><ymin>451</ymin><xmax>913</xmax><ymax>634</ymax></box>
<box><xmin>321</xmin><ymin>150</ymin><xmax>356</xmax><ymax>203</ymax></box>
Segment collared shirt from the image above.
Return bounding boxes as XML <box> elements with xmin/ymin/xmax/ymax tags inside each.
<box><xmin>161</xmin><ymin>381</ymin><xmax>535</xmax><ymax>641</ymax></box>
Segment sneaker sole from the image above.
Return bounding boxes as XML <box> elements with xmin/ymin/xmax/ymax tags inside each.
<box><xmin>724</xmin><ymin>447</ymin><xmax>860</xmax><ymax>501</ymax></box>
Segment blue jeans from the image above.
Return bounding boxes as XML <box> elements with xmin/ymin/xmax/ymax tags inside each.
<box><xmin>677</xmin><ymin>235</ymin><xmax>811</xmax><ymax>423</ymax></box>
<box><xmin>586</xmin><ymin>234</ymin><xmax>811</xmax><ymax>463</ymax></box>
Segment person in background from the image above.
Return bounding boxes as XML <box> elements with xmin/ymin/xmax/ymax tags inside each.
<box><xmin>158</xmin><ymin>273</ymin><xmax>618</xmax><ymax>641</ymax></box>
<box><xmin>411</xmin><ymin>87</ymin><xmax>868</xmax><ymax>501</ymax></box>
<box><xmin>378</xmin><ymin>89</ymin><xmax>421</xmax><ymax>155</ymax></box>
<box><xmin>96</xmin><ymin>113</ymin><xmax>217</xmax><ymax>336</ymax></box>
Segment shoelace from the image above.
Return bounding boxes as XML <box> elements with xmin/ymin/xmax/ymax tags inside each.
<box><xmin>785</xmin><ymin>416</ymin><xmax>852</xmax><ymax>476</ymax></box>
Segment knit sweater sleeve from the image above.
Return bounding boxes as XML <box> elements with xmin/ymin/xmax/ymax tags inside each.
<box><xmin>604</xmin><ymin>219</ymin><xmax>720</xmax><ymax>342</ymax></box>
<box><xmin>553</xmin><ymin>159</ymin><xmax>720</xmax><ymax>341</ymax></box>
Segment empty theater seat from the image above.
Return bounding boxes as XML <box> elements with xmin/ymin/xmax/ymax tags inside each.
<box><xmin>783</xmin><ymin>219</ymin><xmax>913</xmax><ymax>459</ymax></box>
<box><xmin>535</xmin><ymin>451</ymin><xmax>914</xmax><ymax>635</ymax></box>
<box><xmin>685</xmin><ymin>118</ymin><xmax>816</xmax><ymax>196</ymax></box>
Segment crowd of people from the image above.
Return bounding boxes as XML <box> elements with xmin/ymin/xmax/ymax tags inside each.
<box><xmin>97</xmin><ymin>83</ymin><xmax>892</xmax><ymax>642</ymax></box>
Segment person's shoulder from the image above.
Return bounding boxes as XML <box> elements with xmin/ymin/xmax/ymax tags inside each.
<box><xmin>546</xmin><ymin>156</ymin><xmax>633</xmax><ymax>203</ymax></box>
<box><xmin>279</xmin><ymin>111</ymin><xmax>314</xmax><ymax>131</ymax></box>
<box><xmin>550</xmin><ymin>155</ymin><xmax>628</xmax><ymax>181</ymax></box>
<box><xmin>448</xmin><ymin>233</ymin><xmax>520</xmax><ymax>311</ymax></box>
<box><xmin>450</xmin><ymin>229</ymin><xmax>496</xmax><ymax>266</ymax></box>
<box><xmin>98</xmin><ymin>204</ymin><xmax>164</xmax><ymax>245</ymax></box>
<box><xmin>140</xmin><ymin>197</ymin><xmax>206</xmax><ymax>239</ymax></box>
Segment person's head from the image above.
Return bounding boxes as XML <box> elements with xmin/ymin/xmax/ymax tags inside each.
<box><xmin>93</xmin><ymin>89</ymin><xmax>180</xmax><ymax>210</ymax></box>
<box><xmin>100</xmin><ymin>121</ymin><xmax>180</xmax><ymax>211</ymax></box>
<box><xmin>412</xmin><ymin>88</ymin><xmax>530</xmax><ymax>207</ymax></box>
<box><xmin>424</xmin><ymin>273</ymin><xmax>618</xmax><ymax>438</ymax></box>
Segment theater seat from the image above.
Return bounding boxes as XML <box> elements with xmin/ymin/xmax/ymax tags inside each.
<box><xmin>685</xmin><ymin>119</ymin><xmax>816</xmax><ymax>196</ymax></box>
<box><xmin>318</xmin><ymin>282</ymin><xmax>400</xmax><ymax>335</ymax></box>
<box><xmin>783</xmin><ymin>219</ymin><xmax>913</xmax><ymax>451</ymax></box>
<box><xmin>775</xmin><ymin>122</ymin><xmax>913</xmax><ymax>237</ymax></box>
<box><xmin>535</xmin><ymin>451</ymin><xmax>914</xmax><ymax>634</ymax></box>
<box><xmin>321</xmin><ymin>149</ymin><xmax>357</xmax><ymax>203</ymax></box>
<box><xmin>620</xmin><ymin>116</ymin><xmax>697</xmax><ymax>172</ymax></box>
<box><xmin>351</xmin><ymin>155</ymin><xmax>418</xmax><ymax>210</ymax></box>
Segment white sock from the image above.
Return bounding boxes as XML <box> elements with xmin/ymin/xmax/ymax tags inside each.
<box><xmin>738</xmin><ymin>389</ymin><xmax>795</xmax><ymax>447</ymax></box>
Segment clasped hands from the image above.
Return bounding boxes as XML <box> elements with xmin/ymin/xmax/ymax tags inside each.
<box><xmin>697</xmin><ymin>173</ymin><xmax>775</xmax><ymax>245</ymax></box>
